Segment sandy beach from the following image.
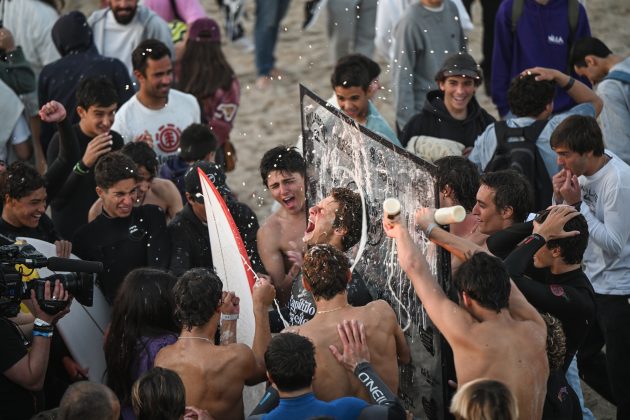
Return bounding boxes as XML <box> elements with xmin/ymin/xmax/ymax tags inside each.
<box><xmin>64</xmin><ymin>0</ymin><xmax>629</xmax><ymax>418</ymax></box>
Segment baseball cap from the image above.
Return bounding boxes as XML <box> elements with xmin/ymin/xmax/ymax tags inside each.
<box><xmin>184</xmin><ymin>161</ymin><xmax>231</xmax><ymax>199</ymax></box>
<box><xmin>188</xmin><ymin>17</ymin><xmax>221</xmax><ymax>43</ymax></box>
<box><xmin>435</xmin><ymin>52</ymin><xmax>483</xmax><ymax>84</ymax></box>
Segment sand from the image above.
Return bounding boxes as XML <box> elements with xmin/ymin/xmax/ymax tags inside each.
<box><xmin>64</xmin><ymin>1</ymin><xmax>628</xmax><ymax>418</ymax></box>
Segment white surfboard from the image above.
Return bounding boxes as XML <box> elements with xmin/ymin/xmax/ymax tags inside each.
<box><xmin>198</xmin><ymin>169</ymin><xmax>264</xmax><ymax>414</ymax></box>
<box><xmin>17</xmin><ymin>237</ymin><xmax>110</xmax><ymax>384</ymax></box>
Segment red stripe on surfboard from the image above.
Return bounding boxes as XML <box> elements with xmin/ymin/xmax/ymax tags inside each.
<box><xmin>198</xmin><ymin>168</ymin><xmax>256</xmax><ymax>293</ymax></box>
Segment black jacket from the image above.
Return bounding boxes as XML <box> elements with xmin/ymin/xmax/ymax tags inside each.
<box><xmin>400</xmin><ymin>90</ymin><xmax>495</xmax><ymax>148</ymax></box>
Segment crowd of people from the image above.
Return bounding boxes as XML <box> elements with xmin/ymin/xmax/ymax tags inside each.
<box><xmin>1</xmin><ymin>0</ymin><xmax>629</xmax><ymax>419</ymax></box>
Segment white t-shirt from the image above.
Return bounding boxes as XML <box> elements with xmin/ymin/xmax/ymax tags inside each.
<box><xmin>1</xmin><ymin>115</ymin><xmax>31</xmax><ymax>163</ymax></box>
<box><xmin>102</xmin><ymin>11</ymin><xmax>145</xmax><ymax>75</ymax></box>
<box><xmin>112</xmin><ymin>89</ymin><xmax>201</xmax><ymax>161</ymax></box>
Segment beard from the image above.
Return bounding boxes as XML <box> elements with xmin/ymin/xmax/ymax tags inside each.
<box><xmin>111</xmin><ymin>4</ymin><xmax>137</xmax><ymax>25</ymax></box>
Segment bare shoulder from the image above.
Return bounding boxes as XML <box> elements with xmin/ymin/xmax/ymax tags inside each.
<box><xmin>257</xmin><ymin>213</ymin><xmax>282</xmax><ymax>244</ymax></box>
<box><xmin>152</xmin><ymin>178</ymin><xmax>179</xmax><ymax>196</ymax></box>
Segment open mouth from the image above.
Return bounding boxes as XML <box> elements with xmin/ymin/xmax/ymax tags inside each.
<box><xmin>305</xmin><ymin>218</ymin><xmax>315</xmax><ymax>234</ymax></box>
<box><xmin>283</xmin><ymin>196</ymin><xmax>296</xmax><ymax>209</ymax></box>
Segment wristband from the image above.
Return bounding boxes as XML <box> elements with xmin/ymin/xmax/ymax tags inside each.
<box><xmin>562</xmin><ymin>77</ymin><xmax>575</xmax><ymax>91</ymax></box>
<box><xmin>424</xmin><ymin>222</ymin><xmax>438</xmax><ymax>238</ymax></box>
<box><xmin>32</xmin><ymin>330</ymin><xmax>53</xmax><ymax>339</ymax></box>
<box><xmin>73</xmin><ymin>161</ymin><xmax>89</xmax><ymax>175</ymax></box>
<box><xmin>221</xmin><ymin>313</ymin><xmax>239</xmax><ymax>321</ymax></box>
<box><xmin>33</xmin><ymin>325</ymin><xmax>54</xmax><ymax>333</ymax></box>
<box><xmin>34</xmin><ymin>318</ymin><xmax>51</xmax><ymax>327</ymax></box>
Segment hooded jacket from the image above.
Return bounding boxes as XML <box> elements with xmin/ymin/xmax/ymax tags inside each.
<box><xmin>400</xmin><ymin>90</ymin><xmax>496</xmax><ymax>148</ymax></box>
<box><xmin>159</xmin><ymin>155</ymin><xmax>191</xmax><ymax>203</ymax></box>
<box><xmin>38</xmin><ymin>11</ymin><xmax>133</xmax><ymax>150</ymax></box>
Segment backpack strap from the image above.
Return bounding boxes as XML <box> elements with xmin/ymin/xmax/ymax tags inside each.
<box><xmin>511</xmin><ymin>0</ymin><xmax>525</xmax><ymax>32</ymax></box>
<box><xmin>566</xmin><ymin>0</ymin><xmax>580</xmax><ymax>74</ymax></box>
<box><xmin>604</xmin><ymin>70</ymin><xmax>630</xmax><ymax>84</ymax></box>
<box><xmin>495</xmin><ymin>119</ymin><xmax>548</xmax><ymax>144</ymax></box>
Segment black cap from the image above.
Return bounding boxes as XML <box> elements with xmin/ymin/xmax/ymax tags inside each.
<box><xmin>184</xmin><ymin>161</ymin><xmax>231</xmax><ymax>197</ymax></box>
<box><xmin>435</xmin><ymin>52</ymin><xmax>483</xmax><ymax>84</ymax></box>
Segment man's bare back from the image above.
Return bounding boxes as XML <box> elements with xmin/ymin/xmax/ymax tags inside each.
<box><xmin>286</xmin><ymin>300</ymin><xmax>409</xmax><ymax>402</ymax></box>
<box><xmin>155</xmin><ymin>340</ymin><xmax>257</xmax><ymax>420</ymax></box>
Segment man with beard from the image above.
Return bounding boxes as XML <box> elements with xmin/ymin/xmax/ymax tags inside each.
<box><xmin>111</xmin><ymin>39</ymin><xmax>200</xmax><ymax>162</ymax></box>
<box><xmin>88</xmin><ymin>0</ymin><xmax>174</xmax><ymax>77</ymax></box>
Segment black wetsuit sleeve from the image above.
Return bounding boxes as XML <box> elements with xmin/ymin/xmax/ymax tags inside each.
<box><xmin>487</xmin><ymin>221</ymin><xmax>534</xmax><ymax>259</ymax></box>
<box><xmin>354</xmin><ymin>362</ymin><xmax>406</xmax><ymax>420</ymax></box>
<box><xmin>248</xmin><ymin>386</ymin><xmax>279</xmax><ymax>416</ymax></box>
<box><xmin>503</xmin><ymin>233</ymin><xmax>546</xmax><ymax>281</ymax></box>
<box><xmin>145</xmin><ymin>207</ymin><xmax>171</xmax><ymax>269</ymax></box>
<box><xmin>44</xmin><ymin>119</ymin><xmax>80</xmax><ymax>203</ymax></box>
<box><xmin>167</xmin><ymin>221</ymin><xmax>192</xmax><ymax>277</ymax></box>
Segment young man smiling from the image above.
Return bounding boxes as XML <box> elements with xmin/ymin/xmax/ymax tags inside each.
<box><xmin>72</xmin><ymin>152</ymin><xmax>170</xmax><ymax>303</ymax></box>
<box><xmin>400</xmin><ymin>53</ymin><xmax>495</xmax><ymax>150</ymax></box>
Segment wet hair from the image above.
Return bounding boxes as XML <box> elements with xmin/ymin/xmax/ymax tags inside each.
<box><xmin>3</xmin><ymin>162</ymin><xmax>45</xmax><ymax>200</ymax></box>
<box><xmin>507</xmin><ymin>74</ymin><xmax>556</xmax><ymax>118</ymax></box>
<box><xmin>302</xmin><ymin>244</ymin><xmax>350</xmax><ymax>300</ymax></box>
<box><xmin>535</xmin><ymin>208</ymin><xmax>589</xmax><ymax>264</ymax></box>
<box><xmin>435</xmin><ymin>156</ymin><xmax>480</xmax><ymax>212</ymax></box>
<box><xmin>131</xmin><ymin>367</ymin><xmax>185</xmax><ymax>420</ymax></box>
<box><xmin>449</xmin><ymin>378</ymin><xmax>518</xmax><ymax>420</ymax></box>
<box><xmin>571</xmin><ymin>37</ymin><xmax>613</xmax><ymax>68</ymax></box>
<box><xmin>95</xmin><ymin>152</ymin><xmax>140</xmax><ymax>189</ymax></box>
<box><xmin>76</xmin><ymin>76</ymin><xmax>119</xmax><ymax>110</ymax></box>
<box><xmin>331</xmin><ymin>187</ymin><xmax>362</xmax><ymax>251</ymax></box>
<box><xmin>174</xmin><ymin>268</ymin><xmax>223</xmax><ymax>330</ymax></box>
<box><xmin>179</xmin><ymin>123</ymin><xmax>218</xmax><ymax>162</ymax></box>
<box><xmin>104</xmin><ymin>268</ymin><xmax>178</xmax><ymax>406</ymax></box>
<box><xmin>541</xmin><ymin>313</ymin><xmax>566</xmax><ymax>371</ymax></box>
<box><xmin>335</xmin><ymin>53</ymin><xmax>381</xmax><ymax>81</ymax></box>
<box><xmin>178</xmin><ymin>39</ymin><xmax>235</xmax><ymax>99</ymax></box>
<box><xmin>58</xmin><ymin>382</ymin><xmax>118</xmax><ymax>420</ymax></box>
<box><xmin>265</xmin><ymin>333</ymin><xmax>316</xmax><ymax>392</ymax></box>
<box><xmin>259</xmin><ymin>146</ymin><xmax>306</xmax><ymax>187</ymax></box>
<box><xmin>132</xmin><ymin>39</ymin><xmax>171</xmax><ymax>76</ymax></box>
<box><xmin>480</xmin><ymin>170</ymin><xmax>534</xmax><ymax>223</ymax></box>
<box><xmin>331</xmin><ymin>57</ymin><xmax>372</xmax><ymax>91</ymax></box>
<box><xmin>453</xmin><ymin>253</ymin><xmax>510</xmax><ymax>312</ymax></box>
<box><xmin>550</xmin><ymin>115</ymin><xmax>604</xmax><ymax>157</ymax></box>
<box><xmin>122</xmin><ymin>142</ymin><xmax>158</xmax><ymax>177</ymax></box>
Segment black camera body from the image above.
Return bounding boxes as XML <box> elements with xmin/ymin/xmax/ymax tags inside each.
<box><xmin>0</xmin><ymin>243</ymin><xmax>99</xmax><ymax>318</ymax></box>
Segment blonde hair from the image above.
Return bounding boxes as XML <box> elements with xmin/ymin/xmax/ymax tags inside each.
<box><xmin>449</xmin><ymin>378</ymin><xmax>518</xmax><ymax>420</ymax></box>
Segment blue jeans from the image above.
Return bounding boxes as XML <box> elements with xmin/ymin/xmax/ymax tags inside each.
<box><xmin>254</xmin><ymin>0</ymin><xmax>291</xmax><ymax>76</ymax></box>
<box><xmin>566</xmin><ymin>356</ymin><xmax>594</xmax><ymax>420</ymax></box>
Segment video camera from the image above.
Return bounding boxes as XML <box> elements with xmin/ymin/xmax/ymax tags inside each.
<box><xmin>0</xmin><ymin>242</ymin><xmax>103</xmax><ymax>318</ymax></box>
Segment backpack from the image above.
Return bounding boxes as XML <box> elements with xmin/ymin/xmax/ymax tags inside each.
<box><xmin>485</xmin><ymin>120</ymin><xmax>553</xmax><ymax>212</ymax></box>
<box><xmin>511</xmin><ymin>0</ymin><xmax>580</xmax><ymax>74</ymax></box>
<box><xmin>603</xmin><ymin>70</ymin><xmax>630</xmax><ymax>84</ymax></box>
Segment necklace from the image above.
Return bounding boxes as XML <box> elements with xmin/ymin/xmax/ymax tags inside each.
<box><xmin>316</xmin><ymin>303</ymin><xmax>350</xmax><ymax>314</ymax></box>
<box><xmin>178</xmin><ymin>336</ymin><xmax>213</xmax><ymax>343</ymax></box>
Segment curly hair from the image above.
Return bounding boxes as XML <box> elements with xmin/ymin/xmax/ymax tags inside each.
<box><xmin>104</xmin><ymin>268</ymin><xmax>178</xmax><ymax>405</ymax></box>
<box><xmin>3</xmin><ymin>162</ymin><xmax>45</xmax><ymax>200</ymax></box>
<box><xmin>507</xmin><ymin>74</ymin><xmax>556</xmax><ymax>117</ymax></box>
<box><xmin>435</xmin><ymin>156</ymin><xmax>480</xmax><ymax>212</ymax></box>
<box><xmin>122</xmin><ymin>142</ymin><xmax>159</xmax><ymax>177</ymax></box>
<box><xmin>95</xmin><ymin>152</ymin><xmax>140</xmax><ymax>189</ymax></box>
<box><xmin>265</xmin><ymin>333</ymin><xmax>316</xmax><ymax>392</ymax></box>
<box><xmin>174</xmin><ymin>268</ymin><xmax>223</xmax><ymax>330</ymax></box>
<box><xmin>259</xmin><ymin>146</ymin><xmax>306</xmax><ymax>187</ymax></box>
<box><xmin>303</xmin><ymin>244</ymin><xmax>350</xmax><ymax>300</ymax></box>
<box><xmin>331</xmin><ymin>187</ymin><xmax>363</xmax><ymax>251</ymax></box>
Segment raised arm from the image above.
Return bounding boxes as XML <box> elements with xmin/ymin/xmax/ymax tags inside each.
<box><xmin>247</xmin><ymin>276</ymin><xmax>276</xmax><ymax>385</ymax></box>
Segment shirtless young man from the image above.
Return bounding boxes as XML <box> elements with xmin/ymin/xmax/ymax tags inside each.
<box><xmin>285</xmin><ymin>244</ymin><xmax>410</xmax><ymax>402</ymax></box>
<box><xmin>383</xmin><ymin>215</ymin><xmax>548</xmax><ymax>420</ymax></box>
<box><xmin>155</xmin><ymin>268</ymin><xmax>276</xmax><ymax>420</ymax></box>
<box><xmin>88</xmin><ymin>142</ymin><xmax>183</xmax><ymax>222</ymax></box>
<box><xmin>257</xmin><ymin>146</ymin><xmax>307</xmax><ymax>304</ymax></box>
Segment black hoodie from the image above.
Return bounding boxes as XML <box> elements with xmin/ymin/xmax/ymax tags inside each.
<box><xmin>400</xmin><ymin>90</ymin><xmax>495</xmax><ymax>148</ymax></box>
<box><xmin>38</xmin><ymin>11</ymin><xmax>133</xmax><ymax>152</ymax></box>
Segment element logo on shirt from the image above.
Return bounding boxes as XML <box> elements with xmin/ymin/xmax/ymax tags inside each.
<box><xmin>156</xmin><ymin>124</ymin><xmax>182</xmax><ymax>154</ymax></box>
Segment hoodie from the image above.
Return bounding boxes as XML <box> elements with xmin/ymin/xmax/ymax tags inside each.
<box><xmin>159</xmin><ymin>155</ymin><xmax>191</xmax><ymax>203</ymax></box>
<box><xmin>400</xmin><ymin>90</ymin><xmax>496</xmax><ymax>148</ymax></box>
<box><xmin>38</xmin><ymin>11</ymin><xmax>133</xmax><ymax>150</ymax></box>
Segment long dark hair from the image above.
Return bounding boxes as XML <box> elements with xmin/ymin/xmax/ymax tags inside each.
<box><xmin>178</xmin><ymin>40</ymin><xmax>235</xmax><ymax>99</ymax></box>
<box><xmin>104</xmin><ymin>268</ymin><xmax>179</xmax><ymax>405</ymax></box>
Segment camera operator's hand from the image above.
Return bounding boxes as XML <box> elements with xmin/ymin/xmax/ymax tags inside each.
<box><xmin>54</xmin><ymin>240</ymin><xmax>72</xmax><ymax>258</ymax></box>
<box><xmin>31</xmin><ymin>280</ymin><xmax>70</xmax><ymax>325</ymax></box>
<box><xmin>62</xmin><ymin>356</ymin><xmax>89</xmax><ymax>381</ymax></box>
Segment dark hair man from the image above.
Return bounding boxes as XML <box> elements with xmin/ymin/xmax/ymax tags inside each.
<box><xmin>257</xmin><ymin>146</ymin><xmax>307</xmax><ymax>305</ymax></box>
<box><xmin>155</xmin><ymin>268</ymin><xmax>276</xmax><ymax>420</ymax></box>
<box><xmin>384</xmin><ymin>216</ymin><xmax>548</xmax><ymax>420</ymax></box>
<box><xmin>571</xmin><ymin>37</ymin><xmax>630</xmax><ymax>165</ymax></box>
<box><xmin>283</xmin><ymin>245</ymin><xmax>410</xmax><ymax>402</ymax></box>
<box><xmin>47</xmin><ymin>76</ymin><xmax>125</xmax><ymax>240</ymax></box>
<box><xmin>111</xmin><ymin>39</ymin><xmax>200</xmax><ymax>162</ymax></box>
<box><xmin>550</xmin><ymin>115</ymin><xmax>630</xmax><ymax>418</ymax></box>
<box><xmin>168</xmin><ymin>161</ymin><xmax>262</xmax><ymax>276</ymax></box>
<box><xmin>401</xmin><ymin>53</ymin><xmax>495</xmax><ymax>150</ymax></box>
<box><xmin>331</xmin><ymin>55</ymin><xmax>400</xmax><ymax>146</ymax></box>
<box><xmin>72</xmin><ymin>152</ymin><xmax>170</xmax><ymax>303</ymax></box>
<box><xmin>469</xmin><ymin>66</ymin><xmax>603</xmax><ymax>194</ymax></box>
<box><xmin>249</xmin><ymin>324</ymin><xmax>405</xmax><ymax>419</ymax></box>
<box><xmin>159</xmin><ymin>123</ymin><xmax>218</xmax><ymax>203</ymax></box>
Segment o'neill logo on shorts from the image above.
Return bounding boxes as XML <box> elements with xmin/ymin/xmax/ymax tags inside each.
<box><xmin>156</xmin><ymin>124</ymin><xmax>182</xmax><ymax>154</ymax></box>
